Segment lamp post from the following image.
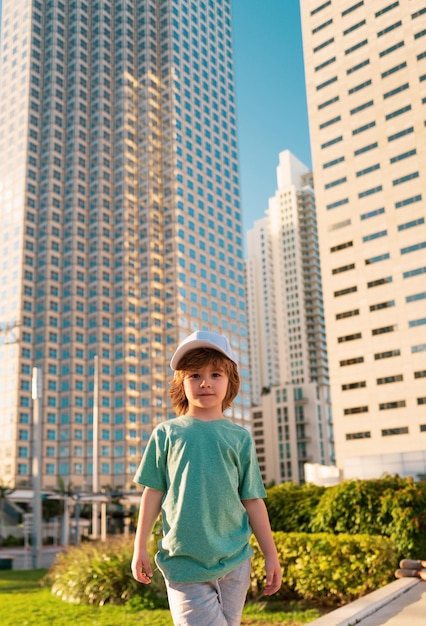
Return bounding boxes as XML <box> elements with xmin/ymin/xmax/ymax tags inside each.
<box><xmin>92</xmin><ymin>355</ymin><xmax>99</xmax><ymax>539</ymax></box>
<box><xmin>31</xmin><ymin>367</ymin><xmax>42</xmax><ymax>568</ymax></box>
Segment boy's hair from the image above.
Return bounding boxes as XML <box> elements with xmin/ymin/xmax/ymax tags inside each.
<box><xmin>169</xmin><ymin>347</ymin><xmax>240</xmax><ymax>415</ymax></box>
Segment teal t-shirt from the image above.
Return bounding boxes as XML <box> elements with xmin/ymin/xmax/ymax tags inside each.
<box><xmin>133</xmin><ymin>415</ymin><xmax>267</xmax><ymax>583</ymax></box>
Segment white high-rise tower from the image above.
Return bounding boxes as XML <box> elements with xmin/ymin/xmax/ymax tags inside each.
<box><xmin>301</xmin><ymin>0</ymin><xmax>426</xmax><ymax>479</ymax></box>
<box><xmin>246</xmin><ymin>150</ymin><xmax>334</xmax><ymax>485</ymax></box>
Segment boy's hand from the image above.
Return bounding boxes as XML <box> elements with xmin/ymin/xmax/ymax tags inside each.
<box><xmin>131</xmin><ymin>548</ymin><xmax>153</xmax><ymax>584</ymax></box>
<box><xmin>263</xmin><ymin>555</ymin><xmax>282</xmax><ymax>596</ymax></box>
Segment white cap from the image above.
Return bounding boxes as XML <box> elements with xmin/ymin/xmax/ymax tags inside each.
<box><xmin>170</xmin><ymin>330</ymin><xmax>238</xmax><ymax>370</ymax></box>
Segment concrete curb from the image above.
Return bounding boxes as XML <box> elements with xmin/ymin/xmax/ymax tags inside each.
<box><xmin>308</xmin><ymin>577</ymin><xmax>420</xmax><ymax>626</ymax></box>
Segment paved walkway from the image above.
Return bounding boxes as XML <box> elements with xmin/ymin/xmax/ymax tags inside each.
<box><xmin>358</xmin><ymin>580</ymin><xmax>426</xmax><ymax>626</ymax></box>
<box><xmin>309</xmin><ymin>577</ymin><xmax>426</xmax><ymax>626</ymax></box>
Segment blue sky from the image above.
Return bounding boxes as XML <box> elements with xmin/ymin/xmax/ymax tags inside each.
<box><xmin>232</xmin><ymin>0</ymin><xmax>312</xmax><ymax>230</ymax></box>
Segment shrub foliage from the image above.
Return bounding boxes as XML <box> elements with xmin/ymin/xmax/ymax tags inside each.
<box><xmin>44</xmin><ymin>476</ymin><xmax>425</xmax><ymax>608</ymax></box>
<box><xmin>250</xmin><ymin>532</ymin><xmax>396</xmax><ymax>606</ymax></box>
<box><xmin>45</xmin><ymin>535</ymin><xmax>167</xmax><ymax>607</ymax></box>
<box><xmin>266</xmin><ymin>482</ymin><xmax>325</xmax><ymax>532</ymax></box>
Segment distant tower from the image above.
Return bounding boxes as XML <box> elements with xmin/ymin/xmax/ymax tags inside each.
<box><xmin>0</xmin><ymin>0</ymin><xmax>249</xmax><ymax>491</ymax></box>
<box><xmin>246</xmin><ymin>150</ymin><xmax>334</xmax><ymax>484</ymax></box>
<box><xmin>301</xmin><ymin>0</ymin><xmax>426</xmax><ymax>479</ymax></box>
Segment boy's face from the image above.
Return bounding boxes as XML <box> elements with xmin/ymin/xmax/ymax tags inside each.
<box><xmin>183</xmin><ymin>363</ymin><xmax>229</xmax><ymax>418</ymax></box>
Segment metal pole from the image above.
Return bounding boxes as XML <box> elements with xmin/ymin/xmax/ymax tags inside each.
<box><xmin>92</xmin><ymin>355</ymin><xmax>99</xmax><ymax>539</ymax></box>
<box><xmin>31</xmin><ymin>367</ymin><xmax>42</xmax><ymax>569</ymax></box>
<box><xmin>75</xmin><ymin>494</ymin><xmax>81</xmax><ymax>546</ymax></box>
<box><xmin>101</xmin><ymin>501</ymin><xmax>107</xmax><ymax>542</ymax></box>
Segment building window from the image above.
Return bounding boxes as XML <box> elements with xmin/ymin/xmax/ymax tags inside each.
<box><xmin>372</xmin><ymin>325</ymin><xmax>396</xmax><ymax>335</ymax></box>
<box><xmin>332</xmin><ymin>263</ymin><xmax>355</xmax><ymax>274</ymax></box>
<box><xmin>334</xmin><ymin>286</ymin><xmax>357</xmax><ymax>297</ymax></box>
<box><xmin>338</xmin><ymin>332</ymin><xmax>362</xmax><ymax>343</ymax></box>
<box><xmin>336</xmin><ymin>309</ymin><xmax>360</xmax><ymax>319</ymax></box>
<box><xmin>365</xmin><ymin>253</ymin><xmax>390</xmax><ymax>264</ymax></box>
<box><xmin>374</xmin><ymin>349</ymin><xmax>401</xmax><ymax>360</ymax></box>
<box><xmin>345</xmin><ymin>39</ymin><xmax>368</xmax><ymax>55</ymax></box>
<box><xmin>330</xmin><ymin>240</ymin><xmax>353</xmax><ymax>252</ymax></box>
<box><xmin>311</xmin><ymin>0</ymin><xmax>332</xmax><ymax>14</ymax></box>
<box><xmin>363</xmin><ymin>230</ymin><xmax>387</xmax><ymax>242</ymax></box>
<box><xmin>346</xmin><ymin>431</ymin><xmax>370</xmax><ymax>440</ymax></box>
<box><xmin>409</xmin><ymin>318</ymin><xmax>426</xmax><ymax>328</ymax></box>
<box><xmin>377</xmin><ymin>375</ymin><xmax>403</xmax><ymax>384</ymax></box>
<box><xmin>412</xmin><ymin>344</ymin><xmax>426</xmax><ymax>353</ymax></box>
<box><xmin>393</xmin><ymin>172</ymin><xmax>419</xmax><ymax>186</ymax></box>
<box><xmin>388</xmin><ymin>126</ymin><xmax>414</xmax><ymax>142</ymax></box>
<box><xmin>406</xmin><ymin>292</ymin><xmax>426</xmax><ymax>303</ymax></box>
<box><xmin>342</xmin><ymin>2</ymin><xmax>364</xmax><ymax>17</ymax></box>
<box><xmin>312</xmin><ymin>19</ymin><xmax>333</xmax><ymax>34</ymax></box>
<box><xmin>401</xmin><ymin>242</ymin><xmax>426</xmax><ymax>255</ymax></box>
<box><xmin>344</xmin><ymin>406</ymin><xmax>369</xmax><ymax>415</ymax></box>
<box><xmin>377</xmin><ymin>21</ymin><xmax>402</xmax><ymax>38</ymax></box>
<box><xmin>360</xmin><ymin>206</ymin><xmax>385</xmax><ymax>220</ymax></box>
<box><xmin>383</xmin><ymin>83</ymin><xmax>409</xmax><ymax>99</ymax></box>
<box><xmin>342</xmin><ymin>381</ymin><xmax>366</xmax><ymax>390</ymax></box>
<box><xmin>398</xmin><ymin>218</ymin><xmax>424</xmax><ymax>232</ymax></box>
<box><xmin>379</xmin><ymin>41</ymin><xmax>404</xmax><ymax>57</ymax></box>
<box><xmin>381</xmin><ymin>61</ymin><xmax>407</xmax><ymax>78</ymax></box>
<box><xmin>367</xmin><ymin>276</ymin><xmax>393</xmax><ymax>288</ymax></box>
<box><xmin>382</xmin><ymin>427</ymin><xmax>408</xmax><ymax>436</ymax></box>
<box><xmin>359</xmin><ymin>185</ymin><xmax>383</xmax><ymax>198</ymax></box>
<box><xmin>385</xmin><ymin>104</ymin><xmax>412</xmax><ymax>120</ymax></box>
<box><xmin>340</xmin><ymin>356</ymin><xmax>364</xmax><ymax>366</ymax></box>
<box><xmin>395</xmin><ymin>194</ymin><xmax>422</xmax><ymax>209</ymax></box>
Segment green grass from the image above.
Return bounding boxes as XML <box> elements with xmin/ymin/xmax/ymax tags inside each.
<box><xmin>0</xmin><ymin>570</ymin><xmax>323</xmax><ymax>626</ymax></box>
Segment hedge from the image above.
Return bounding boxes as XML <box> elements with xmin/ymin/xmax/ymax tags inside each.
<box><xmin>266</xmin><ymin>476</ymin><xmax>426</xmax><ymax>559</ymax></box>
<box><xmin>250</xmin><ymin>532</ymin><xmax>396</xmax><ymax>606</ymax></box>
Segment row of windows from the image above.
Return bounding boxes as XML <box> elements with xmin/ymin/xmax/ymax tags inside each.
<box><xmin>345</xmin><ymin>398</ymin><xmax>426</xmax><ymax>413</ymax></box>
<box><xmin>319</xmin><ymin>98</ymin><xmax>420</xmax><ymax>132</ymax></box>
<box><xmin>340</xmin><ymin>343</ymin><xmax>426</xmax><ymax>367</ymax></box>
<box><xmin>324</xmin><ymin>146</ymin><xmax>416</xmax><ymax>172</ymax></box>
<box><xmin>336</xmin><ymin>314</ymin><xmax>426</xmax><ymax>339</ymax></box>
<box><xmin>342</xmin><ymin>371</ymin><xmax>425</xmax><ymax>390</ymax></box>
<box><xmin>346</xmin><ymin>426</ymin><xmax>417</xmax><ymax>440</ymax></box>
<box><xmin>336</xmin><ymin>289</ymin><xmax>426</xmax><ymax>320</ymax></box>
<box><xmin>15</xmin><ymin>461</ymin><xmax>139</xmax><ymax>476</ymax></box>
<box><xmin>312</xmin><ymin>1</ymin><xmax>424</xmax><ymax>36</ymax></box>
<box><xmin>322</xmin><ymin>123</ymin><xmax>415</xmax><ymax>151</ymax></box>
<box><xmin>333</xmin><ymin>264</ymin><xmax>426</xmax><ymax>296</ymax></box>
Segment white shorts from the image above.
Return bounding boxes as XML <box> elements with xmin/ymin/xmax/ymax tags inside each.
<box><xmin>165</xmin><ymin>558</ymin><xmax>251</xmax><ymax>626</ymax></box>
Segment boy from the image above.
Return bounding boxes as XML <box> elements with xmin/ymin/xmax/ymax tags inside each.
<box><xmin>131</xmin><ymin>330</ymin><xmax>281</xmax><ymax>625</ymax></box>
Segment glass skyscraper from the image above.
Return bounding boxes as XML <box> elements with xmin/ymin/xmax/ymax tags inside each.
<box><xmin>0</xmin><ymin>0</ymin><xmax>249</xmax><ymax>492</ymax></box>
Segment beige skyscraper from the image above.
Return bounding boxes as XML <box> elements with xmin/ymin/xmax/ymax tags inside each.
<box><xmin>300</xmin><ymin>0</ymin><xmax>426</xmax><ymax>478</ymax></box>
<box><xmin>0</xmin><ymin>0</ymin><xmax>250</xmax><ymax>493</ymax></box>
<box><xmin>246</xmin><ymin>150</ymin><xmax>334</xmax><ymax>485</ymax></box>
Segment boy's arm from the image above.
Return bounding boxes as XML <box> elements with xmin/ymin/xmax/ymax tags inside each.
<box><xmin>131</xmin><ymin>486</ymin><xmax>164</xmax><ymax>584</ymax></box>
<box><xmin>242</xmin><ymin>498</ymin><xmax>282</xmax><ymax>596</ymax></box>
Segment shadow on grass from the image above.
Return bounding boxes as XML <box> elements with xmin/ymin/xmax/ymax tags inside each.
<box><xmin>0</xmin><ymin>569</ymin><xmax>47</xmax><ymax>593</ymax></box>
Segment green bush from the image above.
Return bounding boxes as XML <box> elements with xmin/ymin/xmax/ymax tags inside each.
<box><xmin>250</xmin><ymin>532</ymin><xmax>396</xmax><ymax>606</ymax></box>
<box><xmin>266</xmin><ymin>482</ymin><xmax>325</xmax><ymax>532</ymax></box>
<box><xmin>44</xmin><ymin>535</ymin><xmax>167</xmax><ymax>608</ymax></box>
<box><xmin>309</xmin><ymin>476</ymin><xmax>426</xmax><ymax>558</ymax></box>
<box><xmin>265</xmin><ymin>476</ymin><xmax>426</xmax><ymax>560</ymax></box>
